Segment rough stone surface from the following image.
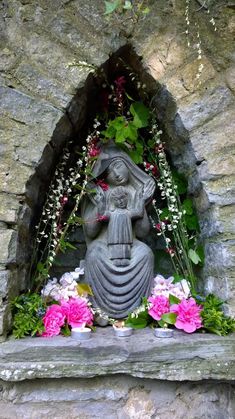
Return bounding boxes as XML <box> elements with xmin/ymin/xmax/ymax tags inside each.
<box><xmin>0</xmin><ymin>328</ymin><xmax>234</xmax><ymax>382</ymax></box>
<box><xmin>0</xmin><ymin>376</ymin><xmax>233</xmax><ymax>419</ymax></box>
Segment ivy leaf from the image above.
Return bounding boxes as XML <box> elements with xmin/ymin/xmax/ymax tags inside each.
<box><xmin>130</xmin><ymin>102</ymin><xmax>150</xmax><ymax>128</ymax></box>
<box><xmin>104</xmin><ymin>0</ymin><xmax>120</xmax><ymax>15</ymax></box>
<box><xmin>125</xmin><ymin>122</ymin><xmax>138</xmax><ymax>142</ymax></box>
<box><xmin>169</xmin><ymin>294</ymin><xmax>181</xmax><ymax>305</ymax></box>
<box><xmin>188</xmin><ymin>248</ymin><xmax>201</xmax><ymax>265</ymax></box>
<box><xmin>161</xmin><ymin>312</ymin><xmax>177</xmax><ymax>325</ymax></box>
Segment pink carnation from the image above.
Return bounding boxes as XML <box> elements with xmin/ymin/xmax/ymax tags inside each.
<box><xmin>42</xmin><ymin>304</ymin><xmax>66</xmax><ymax>337</ymax></box>
<box><xmin>61</xmin><ymin>297</ymin><xmax>93</xmax><ymax>328</ymax></box>
<box><xmin>148</xmin><ymin>295</ymin><xmax>170</xmax><ymax>321</ymax></box>
<box><xmin>170</xmin><ymin>298</ymin><xmax>202</xmax><ymax>333</ymax></box>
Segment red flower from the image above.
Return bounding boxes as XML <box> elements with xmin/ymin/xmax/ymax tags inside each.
<box><xmin>96</xmin><ymin>214</ymin><xmax>108</xmax><ymax>222</ymax></box>
<box><xmin>88</xmin><ymin>146</ymin><xmax>100</xmax><ymax>158</ymax></box>
<box><xmin>96</xmin><ymin>179</ymin><xmax>109</xmax><ymax>191</ymax></box>
<box><xmin>155</xmin><ymin>223</ymin><xmax>162</xmax><ymax>231</ymax></box>
<box><xmin>114</xmin><ymin>76</ymin><xmax>126</xmax><ymax>90</ymax></box>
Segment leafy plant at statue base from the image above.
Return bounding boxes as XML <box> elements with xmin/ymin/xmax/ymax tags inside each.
<box><xmin>199</xmin><ymin>294</ymin><xmax>235</xmax><ymax>336</ymax></box>
<box><xmin>12</xmin><ymin>293</ymin><xmax>46</xmax><ymax>338</ymax></box>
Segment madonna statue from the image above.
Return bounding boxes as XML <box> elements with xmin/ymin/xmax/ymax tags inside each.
<box><xmin>81</xmin><ymin>142</ymin><xmax>155</xmax><ymax>319</ymax></box>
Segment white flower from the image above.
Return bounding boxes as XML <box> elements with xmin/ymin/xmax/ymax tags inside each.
<box><xmin>59</xmin><ymin>272</ymin><xmax>74</xmax><ymax>287</ymax></box>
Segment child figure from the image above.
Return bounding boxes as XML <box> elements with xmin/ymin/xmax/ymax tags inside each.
<box><xmin>104</xmin><ymin>186</ymin><xmax>144</xmax><ymax>266</ymax></box>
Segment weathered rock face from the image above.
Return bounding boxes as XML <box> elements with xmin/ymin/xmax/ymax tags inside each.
<box><xmin>0</xmin><ymin>0</ymin><xmax>235</xmax><ymax>333</ymax></box>
<box><xmin>0</xmin><ymin>376</ymin><xmax>234</xmax><ymax>419</ymax></box>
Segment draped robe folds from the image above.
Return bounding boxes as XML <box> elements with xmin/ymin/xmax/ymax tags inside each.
<box><xmin>81</xmin><ymin>147</ymin><xmax>155</xmax><ymax>319</ymax></box>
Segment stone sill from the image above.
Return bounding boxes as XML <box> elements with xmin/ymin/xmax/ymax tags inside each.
<box><xmin>0</xmin><ymin>328</ymin><xmax>234</xmax><ymax>382</ymax></box>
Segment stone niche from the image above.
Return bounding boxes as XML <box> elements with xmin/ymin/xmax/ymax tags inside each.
<box><xmin>1</xmin><ymin>44</ymin><xmax>234</xmax><ymax>340</ymax></box>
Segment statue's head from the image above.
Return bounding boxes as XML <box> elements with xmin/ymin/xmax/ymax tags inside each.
<box><xmin>110</xmin><ymin>186</ymin><xmax>129</xmax><ymax>209</ymax></box>
<box><xmin>106</xmin><ymin>159</ymin><xmax>129</xmax><ymax>186</ymax></box>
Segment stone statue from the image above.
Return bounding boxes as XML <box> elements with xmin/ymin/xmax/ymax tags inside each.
<box><xmin>81</xmin><ymin>143</ymin><xmax>155</xmax><ymax>319</ymax></box>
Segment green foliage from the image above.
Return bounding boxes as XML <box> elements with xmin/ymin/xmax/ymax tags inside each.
<box><xmin>161</xmin><ymin>312</ymin><xmax>177</xmax><ymax>325</ymax></box>
<box><xmin>200</xmin><ymin>294</ymin><xmax>235</xmax><ymax>336</ymax></box>
<box><xmin>104</xmin><ymin>0</ymin><xmax>120</xmax><ymax>14</ymax></box>
<box><xmin>172</xmin><ymin>170</ymin><xmax>188</xmax><ymax>195</ymax></box>
<box><xmin>101</xmin><ymin>101</ymin><xmax>149</xmax><ymax>163</ymax></box>
<box><xmin>188</xmin><ymin>248</ymin><xmax>201</xmax><ymax>265</ymax></box>
<box><xmin>169</xmin><ymin>294</ymin><xmax>181</xmax><ymax>305</ymax></box>
<box><xmin>125</xmin><ymin>297</ymin><xmax>150</xmax><ymax>329</ymax></box>
<box><xmin>130</xmin><ymin>101</ymin><xmax>150</xmax><ymax>128</ymax></box>
<box><xmin>12</xmin><ymin>293</ymin><xmax>46</xmax><ymax>338</ymax></box>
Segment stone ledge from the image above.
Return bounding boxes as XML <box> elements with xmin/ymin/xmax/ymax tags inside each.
<box><xmin>0</xmin><ymin>328</ymin><xmax>234</xmax><ymax>382</ymax></box>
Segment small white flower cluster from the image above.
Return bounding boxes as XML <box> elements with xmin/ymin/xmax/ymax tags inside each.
<box><xmin>41</xmin><ymin>268</ymin><xmax>85</xmax><ymax>301</ymax></box>
<box><xmin>34</xmin><ymin>144</ymin><xmax>86</xmax><ymax>270</ymax></box>
<box><xmin>151</xmin><ymin>274</ymin><xmax>191</xmax><ymax>300</ymax></box>
<box><xmin>130</xmin><ymin>302</ymin><xmax>149</xmax><ymax>319</ymax></box>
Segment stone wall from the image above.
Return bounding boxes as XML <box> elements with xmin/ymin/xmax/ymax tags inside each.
<box><xmin>0</xmin><ymin>377</ymin><xmax>234</xmax><ymax>419</ymax></box>
<box><xmin>0</xmin><ymin>1</ymin><xmax>235</xmax><ymax>416</ymax></box>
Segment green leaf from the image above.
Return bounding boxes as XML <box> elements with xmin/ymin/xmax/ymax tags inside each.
<box><xmin>125</xmin><ymin>122</ymin><xmax>138</xmax><ymax>142</ymax></box>
<box><xmin>130</xmin><ymin>102</ymin><xmax>150</xmax><ymax>128</ymax></box>
<box><xmin>182</xmin><ymin>198</ymin><xmax>193</xmax><ymax>215</ymax></box>
<box><xmin>169</xmin><ymin>294</ymin><xmax>181</xmax><ymax>305</ymax></box>
<box><xmin>184</xmin><ymin>214</ymin><xmax>199</xmax><ymax>231</ymax></box>
<box><xmin>129</xmin><ymin>150</ymin><xmax>143</xmax><ymax>164</ymax></box>
<box><xmin>188</xmin><ymin>248</ymin><xmax>201</xmax><ymax>265</ymax></box>
<box><xmin>172</xmin><ymin>170</ymin><xmax>188</xmax><ymax>195</ymax></box>
<box><xmin>142</xmin><ymin>6</ymin><xmax>150</xmax><ymax>14</ymax></box>
<box><xmin>125</xmin><ymin>317</ymin><xmax>148</xmax><ymax>329</ymax></box>
<box><xmin>104</xmin><ymin>0</ymin><xmax>120</xmax><ymax>15</ymax></box>
<box><xmin>172</xmin><ymin>273</ymin><xmax>184</xmax><ymax>284</ymax></box>
<box><xmin>77</xmin><ymin>283</ymin><xmax>94</xmax><ymax>296</ymax></box>
<box><xmin>196</xmin><ymin>245</ymin><xmax>205</xmax><ymax>265</ymax></box>
<box><xmin>161</xmin><ymin>312</ymin><xmax>177</xmax><ymax>325</ymax></box>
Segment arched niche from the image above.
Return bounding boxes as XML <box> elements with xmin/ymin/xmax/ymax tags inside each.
<box><xmin>1</xmin><ymin>45</ymin><xmax>219</xmax><ymax>336</ymax></box>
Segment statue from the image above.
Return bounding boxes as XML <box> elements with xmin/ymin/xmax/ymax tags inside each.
<box><xmin>81</xmin><ymin>143</ymin><xmax>155</xmax><ymax>319</ymax></box>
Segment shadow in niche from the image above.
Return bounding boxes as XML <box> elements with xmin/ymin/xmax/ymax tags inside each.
<box><xmin>21</xmin><ymin>44</ymin><xmax>202</xmax><ymax>292</ymax></box>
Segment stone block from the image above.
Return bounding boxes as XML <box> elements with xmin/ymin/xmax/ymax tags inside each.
<box><xmin>14</xmin><ymin>62</ymin><xmax>72</xmax><ymax>109</ymax></box>
<box><xmin>0</xmin><ymin>86</ymin><xmax>63</xmax><ymax>135</ymax></box>
<box><xmin>0</xmin><ymin>270</ymin><xmax>11</xmax><ymax>298</ymax></box>
<box><xmin>178</xmin><ymin>84</ymin><xmax>234</xmax><ymax>132</ymax></box>
<box><xmin>0</xmin><ymin>329</ymin><xmax>234</xmax><ymax>382</ymax></box>
<box><xmin>202</xmin><ymin>176</ymin><xmax>235</xmax><ymax>206</ymax></box>
<box><xmin>0</xmin><ymin>230</ymin><xmax>16</xmax><ymax>265</ymax></box>
<box><xmin>0</xmin><ymin>193</ymin><xmax>19</xmax><ymax>224</ymax></box>
<box><xmin>189</xmin><ymin>106</ymin><xmax>235</xmax><ymax>165</ymax></box>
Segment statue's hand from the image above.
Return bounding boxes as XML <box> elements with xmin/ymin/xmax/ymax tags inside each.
<box><xmin>143</xmin><ymin>179</ymin><xmax>155</xmax><ymax>201</ymax></box>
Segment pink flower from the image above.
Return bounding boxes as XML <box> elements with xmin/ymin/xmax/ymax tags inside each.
<box><xmin>170</xmin><ymin>298</ymin><xmax>202</xmax><ymax>333</ymax></box>
<box><xmin>148</xmin><ymin>295</ymin><xmax>170</xmax><ymax>321</ymax></box>
<box><xmin>42</xmin><ymin>304</ymin><xmax>66</xmax><ymax>337</ymax></box>
<box><xmin>61</xmin><ymin>297</ymin><xmax>93</xmax><ymax>328</ymax></box>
